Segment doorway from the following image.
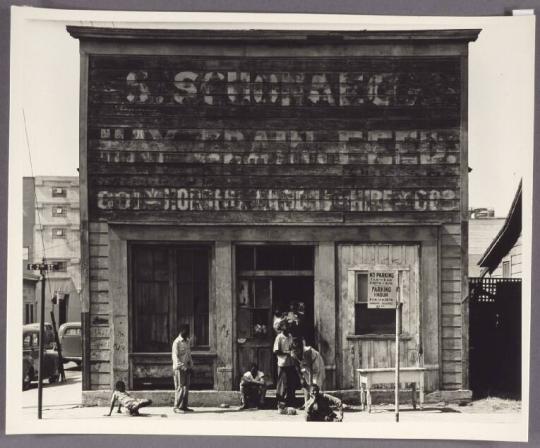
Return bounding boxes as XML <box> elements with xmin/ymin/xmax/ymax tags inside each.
<box><xmin>235</xmin><ymin>245</ymin><xmax>314</xmax><ymax>388</ymax></box>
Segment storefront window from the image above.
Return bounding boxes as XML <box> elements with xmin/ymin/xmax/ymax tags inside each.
<box><xmin>354</xmin><ymin>272</ymin><xmax>396</xmax><ymax>335</ymax></box>
<box><xmin>131</xmin><ymin>244</ymin><xmax>210</xmax><ymax>352</ymax></box>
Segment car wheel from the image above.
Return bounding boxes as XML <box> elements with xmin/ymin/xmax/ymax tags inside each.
<box><xmin>23</xmin><ymin>369</ymin><xmax>33</xmax><ymax>390</ymax></box>
<box><xmin>49</xmin><ymin>374</ymin><xmax>59</xmax><ymax>384</ymax></box>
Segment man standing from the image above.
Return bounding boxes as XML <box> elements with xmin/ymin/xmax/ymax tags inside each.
<box><xmin>273</xmin><ymin>321</ymin><xmax>301</xmax><ymax>408</ymax></box>
<box><xmin>172</xmin><ymin>324</ymin><xmax>194</xmax><ymax>413</ymax></box>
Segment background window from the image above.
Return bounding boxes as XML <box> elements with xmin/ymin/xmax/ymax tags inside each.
<box><xmin>354</xmin><ymin>272</ymin><xmax>396</xmax><ymax>335</ymax></box>
<box><xmin>52</xmin><ymin>228</ymin><xmax>66</xmax><ymax>238</ymax></box>
<box><xmin>52</xmin><ymin>187</ymin><xmax>67</xmax><ymax>197</ymax></box>
<box><xmin>52</xmin><ymin>206</ymin><xmax>66</xmax><ymax>217</ymax></box>
<box><xmin>50</xmin><ymin>261</ymin><xmax>67</xmax><ymax>272</ymax></box>
<box><xmin>502</xmin><ymin>260</ymin><xmax>510</xmax><ymax>277</ymax></box>
<box><xmin>23</xmin><ymin>247</ymin><xmax>29</xmax><ymax>260</ymax></box>
<box><xmin>24</xmin><ymin>304</ymin><xmax>34</xmax><ymax>324</ymax></box>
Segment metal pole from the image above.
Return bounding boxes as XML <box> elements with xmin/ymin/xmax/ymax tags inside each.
<box><xmin>38</xmin><ymin>260</ymin><xmax>46</xmax><ymax>419</ymax></box>
<box><xmin>395</xmin><ymin>285</ymin><xmax>401</xmax><ymax>423</ymax></box>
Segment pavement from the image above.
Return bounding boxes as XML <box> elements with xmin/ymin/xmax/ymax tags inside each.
<box><xmin>21</xmin><ymin>364</ymin><xmax>522</xmax><ymax>424</ymax></box>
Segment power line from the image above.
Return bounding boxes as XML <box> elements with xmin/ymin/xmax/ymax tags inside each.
<box><xmin>23</xmin><ymin>109</ymin><xmax>54</xmax><ymax>301</ymax></box>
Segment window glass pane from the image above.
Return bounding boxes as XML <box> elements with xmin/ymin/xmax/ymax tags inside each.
<box><xmin>23</xmin><ymin>335</ymin><xmax>32</xmax><ymax>348</ymax></box>
<box><xmin>355</xmin><ymin>304</ymin><xmax>396</xmax><ymax>335</ymax></box>
<box><xmin>356</xmin><ymin>273</ymin><xmax>368</xmax><ymax>303</ymax></box>
<box><xmin>236</xmin><ymin>246</ymin><xmax>255</xmax><ymax>271</ymax></box>
<box><xmin>502</xmin><ymin>261</ymin><xmax>510</xmax><ymax>277</ymax></box>
<box><xmin>177</xmin><ymin>247</ymin><xmax>209</xmax><ymax>346</ymax></box>
<box><xmin>255</xmin><ymin>245</ymin><xmax>313</xmax><ymax>270</ymax></box>
<box><xmin>132</xmin><ymin>246</ymin><xmax>170</xmax><ymax>352</ymax></box>
<box><xmin>254</xmin><ymin>279</ymin><xmax>271</xmax><ymax>308</ymax></box>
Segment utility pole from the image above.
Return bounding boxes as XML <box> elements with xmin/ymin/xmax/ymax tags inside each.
<box><xmin>27</xmin><ymin>260</ymin><xmax>58</xmax><ymax>419</ymax></box>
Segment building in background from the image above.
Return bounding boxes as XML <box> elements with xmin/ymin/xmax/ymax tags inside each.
<box><xmin>23</xmin><ymin>177</ymin><xmax>39</xmax><ymax>323</ymax></box>
<box><xmin>26</xmin><ymin>176</ymin><xmax>82</xmax><ymax>327</ymax></box>
<box><xmin>468</xmin><ymin>208</ymin><xmax>504</xmax><ymax>277</ymax></box>
<box><xmin>478</xmin><ymin>180</ymin><xmax>522</xmax><ymax>278</ymax></box>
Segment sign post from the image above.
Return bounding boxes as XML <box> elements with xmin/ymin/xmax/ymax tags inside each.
<box><xmin>367</xmin><ymin>269</ymin><xmax>400</xmax><ymax>422</ymax></box>
<box><xmin>26</xmin><ymin>260</ymin><xmax>59</xmax><ymax>419</ymax></box>
<box><xmin>395</xmin><ymin>282</ymin><xmax>402</xmax><ymax>423</ymax></box>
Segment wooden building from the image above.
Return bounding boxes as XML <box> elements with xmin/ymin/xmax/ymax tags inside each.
<box><xmin>478</xmin><ymin>180</ymin><xmax>522</xmax><ymax>278</ymax></box>
<box><xmin>67</xmin><ymin>27</ymin><xmax>480</xmax><ymax>403</ymax></box>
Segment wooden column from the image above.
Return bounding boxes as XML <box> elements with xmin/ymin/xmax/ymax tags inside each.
<box><xmin>215</xmin><ymin>242</ymin><xmax>234</xmax><ymax>390</ymax></box>
<box><xmin>314</xmin><ymin>242</ymin><xmax>336</xmax><ymax>389</ymax></box>
<box><xmin>109</xmin><ymin>230</ymin><xmax>129</xmax><ymax>387</ymax></box>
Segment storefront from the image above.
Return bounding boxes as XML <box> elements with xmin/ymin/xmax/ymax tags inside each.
<box><xmin>68</xmin><ymin>27</ymin><xmax>479</xmax><ymax>403</ymax></box>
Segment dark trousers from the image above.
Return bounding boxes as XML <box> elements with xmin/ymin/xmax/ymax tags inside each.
<box><xmin>276</xmin><ymin>366</ymin><xmax>299</xmax><ymax>407</ymax></box>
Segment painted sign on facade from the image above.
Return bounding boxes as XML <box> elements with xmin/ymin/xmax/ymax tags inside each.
<box><xmin>88</xmin><ymin>55</ymin><xmax>462</xmax><ymax>221</ymax></box>
<box><xmin>367</xmin><ymin>270</ymin><xmax>398</xmax><ymax>309</ymax></box>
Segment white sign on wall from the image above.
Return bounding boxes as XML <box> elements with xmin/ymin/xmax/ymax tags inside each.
<box><xmin>367</xmin><ymin>270</ymin><xmax>398</xmax><ymax>309</ymax></box>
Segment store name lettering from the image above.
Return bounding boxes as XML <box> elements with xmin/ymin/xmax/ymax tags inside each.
<box><xmin>96</xmin><ymin>188</ymin><xmax>458</xmax><ymax>212</ymax></box>
<box><xmin>126</xmin><ymin>71</ymin><xmax>403</xmax><ymax>106</ymax></box>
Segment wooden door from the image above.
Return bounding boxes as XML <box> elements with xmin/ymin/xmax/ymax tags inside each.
<box><xmin>338</xmin><ymin>244</ymin><xmax>421</xmax><ymax>389</ymax></box>
<box><xmin>237</xmin><ymin>278</ymin><xmax>274</xmax><ymax>387</ymax></box>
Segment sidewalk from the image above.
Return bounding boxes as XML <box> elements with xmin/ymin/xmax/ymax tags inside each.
<box><xmin>23</xmin><ymin>402</ymin><xmax>521</xmax><ymax>424</ymax></box>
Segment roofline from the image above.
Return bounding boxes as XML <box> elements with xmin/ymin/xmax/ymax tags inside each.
<box><xmin>478</xmin><ymin>179</ymin><xmax>522</xmax><ymax>270</ymax></box>
<box><xmin>66</xmin><ymin>27</ymin><xmax>481</xmax><ymax>44</ymax></box>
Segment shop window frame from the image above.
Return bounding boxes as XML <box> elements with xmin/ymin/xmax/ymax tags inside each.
<box><xmin>128</xmin><ymin>242</ymin><xmax>212</xmax><ymax>354</ymax></box>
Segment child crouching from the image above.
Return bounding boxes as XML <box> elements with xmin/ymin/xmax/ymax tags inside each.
<box><xmin>106</xmin><ymin>380</ymin><xmax>152</xmax><ymax>416</ymax></box>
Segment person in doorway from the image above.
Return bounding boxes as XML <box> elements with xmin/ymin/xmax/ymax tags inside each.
<box><xmin>286</xmin><ymin>301</ymin><xmax>301</xmax><ymax>337</ymax></box>
<box><xmin>105</xmin><ymin>380</ymin><xmax>152</xmax><ymax>416</ymax></box>
<box><xmin>238</xmin><ymin>363</ymin><xmax>267</xmax><ymax>410</ymax></box>
<box><xmin>305</xmin><ymin>385</ymin><xmax>343</xmax><ymax>422</ymax></box>
<box><xmin>172</xmin><ymin>324</ymin><xmax>194</xmax><ymax>413</ymax></box>
<box><xmin>273</xmin><ymin>308</ymin><xmax>286</xmax><ymax>333</ymax></box>
<box><xmin>292</xmin><ymin>339</ymin><xmax>326</xmax><ymax>408</ymax></box>
<box><xmin>273</xmin><ymin>321</ymin><xmax>301</xmax><ymax>409</ymax></box>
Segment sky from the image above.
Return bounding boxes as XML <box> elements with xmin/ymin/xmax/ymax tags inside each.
<box><xmin>11</xmin><ymin>9</ymin><xmax>535</xmax><ymax>218</ymax></box>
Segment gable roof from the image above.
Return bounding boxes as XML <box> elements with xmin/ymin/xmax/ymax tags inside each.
<box><xmin>478</xmin><ymin>180</ymin><xmax>522</xmax><ymax>275</ymax></box>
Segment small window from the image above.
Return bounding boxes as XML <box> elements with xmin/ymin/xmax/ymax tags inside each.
<box><xmin>23</xmin><ymin>334</ymin><xmax>32</xmax><ymax>348</ymax></box>
<box><xmin>64</xmin><ymin>327</ymin><xmax>81</xmax><ymax>336</ymax></box>
<box><xmin>354</xmin><ymin>272</ymin><xmax>396</xmax><ymax>335</ymax></box>
<box><xmin>50</xmin><ymin>261</ymin><xmax>67</xmax><ymax>272</ymax></box>
<box><xmin>24</xmin><ymin>304</ymin><xmax>34</xmax><ymax>324</ymax></box>
<box><xmin>52</xmin><ymin>228</ymin><xmax>66</xmax><ymax>239</ymax></box>
<box><xmin>52</xmin><ymin>187</ymin><xmax>67</xmax><ymax>197</ymax></box>
<box><xmin>52</xmin><ymin>206</ymin><xmax>66</xmax><ymax>217</ymax></box>
<box><xmin>23</xmin><ymin>247</ymin><xmax>29</xmax><ymax>261</ymax></box>
<box><xmin>502</xmin><ymin>261</ymin><xmax>510</xmax><ymax>277</ymax></box>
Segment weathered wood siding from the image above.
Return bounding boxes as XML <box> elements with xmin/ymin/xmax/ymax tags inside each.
<box><xmin>338</xmin><ymin>244</ymin><xmax>421</xmax><ymax>389</ymax></box>
<box><xmin>87</xmin><ymin>55</ymin><xmax>462</xmax><ymax>224</ymax></box>
<box><xmin>75</xmin><ymin>30</ymin><xmax>472</xmax><ymax>392</ymax></box>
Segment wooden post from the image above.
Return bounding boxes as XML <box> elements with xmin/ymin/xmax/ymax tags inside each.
<box><xmin>395</xmin><ymin>282</ymin><xmax>402</xmax><ymax>423</ymax></box>
<box><xmin>37</xmin><ymin>260</ymin><xmax>46</xmax><ymax>420</ymax></box>
<box><xmin>50</xmin><ymin>310</ymin><xmax>66</xmax><ymax>382</ymax></box>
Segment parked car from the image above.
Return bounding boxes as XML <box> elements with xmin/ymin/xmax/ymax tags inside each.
<box><xmin>58</xmin><ymin>322</ymin><xmax>82</xmax><ymax>366</ymax></box>
<box><xmin>23</xmin><ymin>324</ymin><xmax>60</xmax><ymax>390</ymax></box>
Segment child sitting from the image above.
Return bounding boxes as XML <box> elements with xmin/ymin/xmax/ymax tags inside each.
<box><xmin>239</xmin><ymin>363</ymin><xmax>267</xmax><ymax>410</ymax></box>
<box><xmin>305</xmin><ymin>385</ymin><xmax>343</xmax><ymax>422</ymax></box>
<box><xmin>105</xmin><ymin>380</ymin><xmax>152</xmax><ymax>416</ymax></box>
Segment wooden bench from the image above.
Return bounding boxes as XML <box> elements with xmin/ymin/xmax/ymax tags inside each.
<box><xmin>357</xmin><ymin>367</ymin><xmax>425</xmax><ymax>413</ymax></box>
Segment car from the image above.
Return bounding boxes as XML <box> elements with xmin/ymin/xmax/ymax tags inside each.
<box><xmin>23</xmin><ymin>324</ymin><xmax>60</xmax><ymax>390</ymax></box>
<box><xmin>58</xmin><ymin>322</ymin><xmax>82</xmax><ymax>366</ymax></box>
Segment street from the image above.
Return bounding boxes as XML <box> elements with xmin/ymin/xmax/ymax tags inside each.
<box><xmin>22</xmin><ymin>362</ymin><xmax>82</xmax><ymax>410</ymax></box>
